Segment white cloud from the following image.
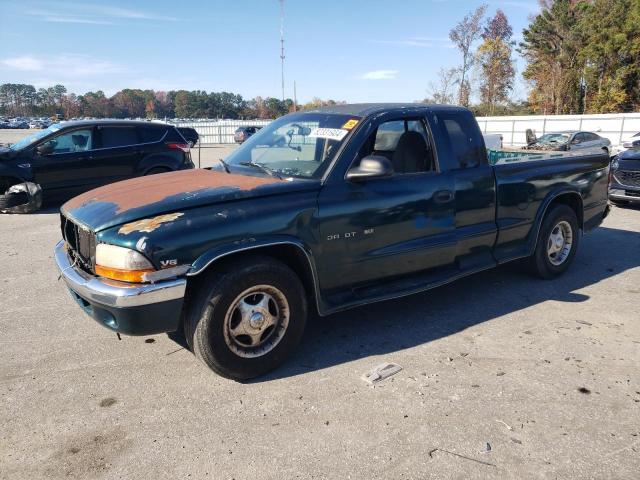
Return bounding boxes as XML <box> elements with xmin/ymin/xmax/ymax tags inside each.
<box><xmin>33</xmin><ymin>14</ymin><xmax>114</xmax><ymax>25</ymax></box>
<box><xmin>1</xmin><ymin>56</ymin><xmax>44</xmax><ymax>71</ymax></box>
<box><xmin>0</xmin><ymin>54</ymin><xmax>122</xmax><ymax>77</ymax></box>
<box><xmin>372</xmin><ymin>36</ymin><xmax>454</xmax><ymax>49</ymax></box>
<box><xmin>24</xmin><ymin>2</ymin><xmax>179</xmax><ymax>24</ymax></box>
<box><xmin>360</xmin><ymin>70</ymin><xmax>398</xmax><ymax>80</ymax></box>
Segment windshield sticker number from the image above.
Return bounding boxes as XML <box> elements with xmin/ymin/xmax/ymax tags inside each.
<box><xmin>309</xmin><ymin>128</ymin><xmax>349</xmax><ymax>141</ymax></box>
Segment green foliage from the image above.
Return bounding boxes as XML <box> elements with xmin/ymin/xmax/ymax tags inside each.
<box><xmin>520</xmin><ymin>0</ymin><xmax>640</xmax><ymax>114</ymax></box>
<box><xmin>0</xmin><ymin>83</ymin><xmax>311</xmax><ymax>119</ymax></box>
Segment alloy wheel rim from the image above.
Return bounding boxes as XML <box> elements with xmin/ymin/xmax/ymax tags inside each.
<box><xmin>223</xmin><ymin>285</ymin><xmax>290</xmax><ymax>358</ymax></box>
<box><xmin>547</xmin><ymin>220</ymin><xmax>573</xmax><ymax>266</ymax></box>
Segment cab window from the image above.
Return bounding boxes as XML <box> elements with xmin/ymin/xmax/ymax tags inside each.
<box><xmin>434</xmin><ymin>111</ymin><xmax>485</xmax><ymax>169</ymax></box>
<box><xmin>41</xmin><ymin>129</ymin><xmax>93</xmax><ymax>154</ymax></box>
<box><xmin>359</xmin><ymin>118</ymin><xmax>435</xmax><ymax>174</ymax></box>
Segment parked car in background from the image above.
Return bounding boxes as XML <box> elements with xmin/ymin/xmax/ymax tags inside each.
<box><xmin>525</xmin><ymin>131</ymin><xmax>611</xmax><ymax>155</ymax></box>
<box><xmin>234</xmin><ymin>125</ymin><xmax>262</xmax><ymax>143</ymax></box>
<box><xmin>482</xmin><ymin>133</ymin><xmax>503</xmax><ymax>150</ymax></box>
<box><xmin>610</xmin><ymin>131</ymin><xmax>640</xmax><ymax>156</ymax></box>
<box><xmin>178</xmin><ymin>127</ymin><xmax>199</xmax><ymax>147</ymax></box>
<box><xmin>8</xmin><ymin>119</ymin><xmax>29</xmax><ymax>129</ymax></box>
<box><xmin>0</xmin><ymin>120</ymin><xmax>194</xmax><ymax>213</ymax></box>
<box><xmin>54</xmin><ymin>103</ymin><xmax>610</xmax><ymax>380</ymax></box>
<box><xmin>609</xmin><ymin>148</ymin><xmax>640</xmax><ymax>205</ymax></box>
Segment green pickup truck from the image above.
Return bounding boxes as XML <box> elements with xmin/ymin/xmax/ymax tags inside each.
<box><xmin>55</xmin><ymin>104</ymin><xmax>611</xmax><ymax>380</ymax></box>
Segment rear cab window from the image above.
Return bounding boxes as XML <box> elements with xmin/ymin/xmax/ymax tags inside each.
<box><xmin>431</xmin><ymin>110</ymin><xmax>486</xmax><ymax>170</ymax></box>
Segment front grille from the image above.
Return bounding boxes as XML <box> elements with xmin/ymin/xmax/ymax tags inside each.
<box><xmin>60</xmin><ymin>213</ymin><xmax>96</xmax><ymax>272</ymax></box>
<box><xmin>615</xmin><ymin>170</ymin><xmax>640</xmax><ymax>187</ymax></box>
<box><xmin>626</xmin><ymin>190</ymin><xmax>640</xmax><ymax>198</ymax></box>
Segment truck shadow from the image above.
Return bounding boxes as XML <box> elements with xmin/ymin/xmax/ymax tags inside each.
<box><xmin>252</xmin><ymin>225</ymin><xmax>639</xmax><ymax>382</ymax></box>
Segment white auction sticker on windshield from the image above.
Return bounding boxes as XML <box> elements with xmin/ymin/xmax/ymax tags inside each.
<box><xmin>308</xmin><ymin>128</ymin><xmax>349</xmax><ymax>141</ymax></box>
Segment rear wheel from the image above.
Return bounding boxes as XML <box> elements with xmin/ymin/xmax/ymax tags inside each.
<box><xmin>528</xmin><ymin>204</ymin><xmax>580</xmax><ymax>279</ymax></box>
<box><xmin>184</xmin><ymin>255</ymin><xmax>307</xmax><ymax>380</ymax></box>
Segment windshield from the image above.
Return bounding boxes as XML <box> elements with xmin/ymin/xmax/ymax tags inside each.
<box><xmin>224</xmin><ymin>113</ymin><xmax>361</xmax><ymax>178</ymax></box>
<box><xmin>10</xmin><ymin>124</ymin><xmax>63</xmax><ymax>151</ymax></box>
<box><xmin>535</xmin><ymin>133</ymin><xmax>570</xmax><ymax>145</ymax></box>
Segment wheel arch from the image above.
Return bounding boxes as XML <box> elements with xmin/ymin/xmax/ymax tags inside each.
<box><xmin>139</xmin><ymin>154</ymin><xmax>180</xmax><ymax>175</ymax></box>
<box><xmin>187</xmin><ymin>239</ymin><xmax>323</xmax><ymax>315</ymax></box>
<box><xmin>0</xmin><ymin>175</ymin><xmax>26</xmax><ymax>191</ymax></box>
<box><xmin>528</xmin><ymin>189</ymin><xmax>583</xmax><ymax>255</ymax></box>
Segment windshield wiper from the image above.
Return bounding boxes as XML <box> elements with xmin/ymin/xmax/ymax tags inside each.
<box><xmin>239</xmin><ymin>162</ymin><xmax>283</xmax><ymax>180</ymax></box>
<box><xmin>218</xmin><ymin>158</ymin><xmax>231</xmax><ymax>173</ymax></box>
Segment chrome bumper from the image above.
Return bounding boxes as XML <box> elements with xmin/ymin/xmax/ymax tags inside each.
<box><xmin>54</xmin><ymin>240</ymin><xmax>186</xmax><ymax>308</ymax></box>
<box><xmin>609</xmin><ymin>188</ymin><xmax>640</xmax><ymax>202</ymax></box>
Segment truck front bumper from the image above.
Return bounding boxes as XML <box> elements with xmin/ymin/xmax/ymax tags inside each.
<box><xmin>54</xmin><ymin>240</ymin><xmax>186</xmax><ymax>335</ymax></box>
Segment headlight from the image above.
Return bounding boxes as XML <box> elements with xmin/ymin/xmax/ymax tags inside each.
<box><xmin>611</xmin><ymin>157</ymin><xmax>619</xmax><ymax>170</ymax></box>
<box><xmin>95</xmin><ymin>244</ymin><xmax>154</xmax><ymax>283</ymax></box>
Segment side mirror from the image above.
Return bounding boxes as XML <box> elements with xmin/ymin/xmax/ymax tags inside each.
<box><xmin>36</xmin><ymin>142</ymin><xmax>54</xmax><ymax>156</ymax></box>
<box><xmin>346</xmin><ymin>155</ymin><xmax>394</xmax><ymax>181</ymax></box>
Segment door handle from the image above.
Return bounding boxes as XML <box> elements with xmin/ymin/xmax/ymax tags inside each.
<box><xmin>434</xmin><ymin>189</ymin><xmax>454</xmax><ymax>203</ymax></box>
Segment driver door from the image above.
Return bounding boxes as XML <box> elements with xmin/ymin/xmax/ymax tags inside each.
<box><xmin>316</xmin><ymin>114</ymin><xmax>456</xmax><ymax>296</ymax></box>
<box><xmin>32</xmin><ymin>127</ymin><xmax>97</xmax><ymax>199</ymax></box>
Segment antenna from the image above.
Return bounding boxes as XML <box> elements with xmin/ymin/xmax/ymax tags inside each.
<box><xmin>279</xmin><ymin>0</ymin><xmax>285</xmax><ymax>102</ymax></box>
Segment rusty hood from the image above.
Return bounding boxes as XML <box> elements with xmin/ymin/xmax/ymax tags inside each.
<box><xmin>61</xmin><ymin>169</ymin><xmax>320</xmax><ymax>232</ymax></box>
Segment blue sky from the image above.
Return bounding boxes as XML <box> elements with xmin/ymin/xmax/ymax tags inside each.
<box><xmin>0</xmin><ymin>0</ymin><xmax>539</xmax><ymax>103</ymax></box>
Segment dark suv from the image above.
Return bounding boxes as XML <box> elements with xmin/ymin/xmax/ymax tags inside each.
<box><xmin>609</xmin><ymin>148</ymin><xmax>640</xmax><ymax>205</ymax></box>
<box><xmin>0</xmin><ymin>120</ymin><xmax>194</xmax><ymax>213</ymax></box>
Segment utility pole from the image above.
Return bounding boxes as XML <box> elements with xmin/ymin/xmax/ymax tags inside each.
<box><xmin>279</xmin><ymin>0</ymin><xmax>285</xmax><ymax>103</ymax></box>
<box><xmin>293</xmin><ymin>80</ymin><xmax>297</xmax><ymax>111</ymax></box>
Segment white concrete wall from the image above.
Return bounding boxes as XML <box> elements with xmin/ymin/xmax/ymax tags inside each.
<box><xmin>476</xmin><ymin>113</ymin><xmax>640</xmax><ymax>147</ymax></box>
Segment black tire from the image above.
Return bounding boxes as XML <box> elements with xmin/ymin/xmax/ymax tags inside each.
<box><xmin>0</xmin><ymin>191</ymin><xmax>29</xmax><ymax>209</ymax></box>
<box><xmin>528</xmin><ymin>204</ymin><xmax>580</xmax><ymax>279</ymax></box>
<box><xmin>145</xmin><ymin>167</ymin><xmax>171</xmax><ymax>176</ymax></box>
<box><xmin>184</xmin><ymin>255</ymin><xmax>308</xmax><ymax>380</ymax></box>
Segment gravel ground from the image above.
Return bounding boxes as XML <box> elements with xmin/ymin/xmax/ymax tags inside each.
<box><xmin>1</xmin><ymin>128</ymin><xmax>639</xmax><ymax>479</ymax></box>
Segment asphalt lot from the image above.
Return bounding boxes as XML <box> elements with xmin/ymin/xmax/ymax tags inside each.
<box><xmin>1</xmin><ymin>130</ymin><xmax>639</xmax><ymax>479</ymax></box>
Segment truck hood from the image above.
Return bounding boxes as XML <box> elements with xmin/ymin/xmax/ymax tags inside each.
<box><xmin>62</xmin><ymin>168</ymin><xmax>321</xmax><ymax>232</ymax></box>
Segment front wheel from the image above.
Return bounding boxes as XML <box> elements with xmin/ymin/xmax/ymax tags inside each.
<box><xmin>184</xmin><ymin>255</ymin><xmax>307</xmax><ymax>380</ymax></box>
<box><xmin>528</xmin><ymin>204</ymin><xmax>580</xmax><ymax>279</ymax></box>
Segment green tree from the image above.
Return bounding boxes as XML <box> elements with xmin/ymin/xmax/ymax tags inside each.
<box><xmin>520</xmin><ymin>0</ymin><xmax>584</xmax><ymax>114</ymax></box>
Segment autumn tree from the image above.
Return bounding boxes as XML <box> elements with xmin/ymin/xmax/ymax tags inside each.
<box><xmin>449</xmin><ymin>4</ymin><xmax>487</xmax><ymax>106</ymax></box>
<box><xmin>423</xmin><ymin>68</ymin><xmax>459</xmax><ymax>104</ymax></box>
<box><xmin>476</xmin><ymin>10</ymin><xmax>515</xmax><ymax>114</ymax></box>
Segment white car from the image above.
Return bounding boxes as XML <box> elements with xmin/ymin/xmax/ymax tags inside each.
<box><xmin>610</xmin><ymin>132</ymin><xmax>640</xmax><ymax>156</ymax></box>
